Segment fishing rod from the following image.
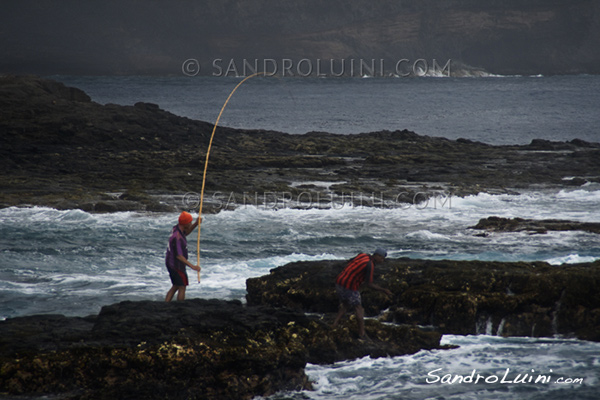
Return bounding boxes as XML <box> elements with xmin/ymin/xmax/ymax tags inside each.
<box><xmin>196</xmin><ymin>72</ymin><xmax>265</xmax><ymax>282</ymax></box>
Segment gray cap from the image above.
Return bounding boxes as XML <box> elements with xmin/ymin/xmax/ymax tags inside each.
<box><xmin>374</xmin><ymin>248</ymin><xmax>387</xmax><ymax>258</ymax></box>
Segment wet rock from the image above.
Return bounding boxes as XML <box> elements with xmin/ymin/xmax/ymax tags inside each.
<box><xmin>0</xmin><ymin>298</ymin><xmax>441</xmax><ymax>399</ymax></box>
<box><xmin>247</xmin><ymin>258</ymin><xmax>600</xmax><ymax>342</ymax></box>
<box><xmin>471</xmin><ymin>216</ymin><xmax>600</xmax><ymax>235</ymax></box>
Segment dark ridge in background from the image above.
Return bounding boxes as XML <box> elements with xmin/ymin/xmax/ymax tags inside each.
<box><xmin>2</xmin><ymin>0</ymin><xmax>600</xmax><ymax>76</ymax></box>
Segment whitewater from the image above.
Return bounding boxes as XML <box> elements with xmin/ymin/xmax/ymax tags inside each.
<box><xmin>1</xmin><ymin>188</ymin><xmax>599</xmax><ymax>399</ymax></box>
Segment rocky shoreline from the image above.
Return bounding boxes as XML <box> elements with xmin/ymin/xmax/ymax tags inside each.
<box><xmin>0</xmin><ymin>298</ymin><xmax>442</xmax><ymax>399</ymax></box>
<box><xmin>1</xmin><ymin>75</ymin><xmax>599</xmax><ymax>213</ymax></box>
<box><xmin>2</xmin><ymin>256</ymin><xmax>599</xmax><ymax>398</ymax></box>
<box><xmin>247</xmin><ymin>258</ymin><xmax>600</xmax><ymax>342</ymax></box>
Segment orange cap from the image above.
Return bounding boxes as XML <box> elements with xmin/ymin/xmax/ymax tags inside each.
<box><xmin>178</xmin><ymin>211</ymin><xmax>193</xmax><ymax>225</ymax></box>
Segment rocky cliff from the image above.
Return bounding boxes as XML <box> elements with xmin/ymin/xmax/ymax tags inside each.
<box><xmin>2</xmin><ymin>0</ymin><xmax>599</xmax><ymax>76</ymax></box>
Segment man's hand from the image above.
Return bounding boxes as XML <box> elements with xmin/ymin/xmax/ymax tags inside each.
<box><xmin>367</xmin><ymin>281</ymin><xmax>393</xmax><ymax>297</ymax></box>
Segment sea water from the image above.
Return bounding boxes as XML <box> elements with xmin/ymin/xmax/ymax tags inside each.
<box><xmin>2</xmin><ymin>75</ymin><xmax>600</xmax><ymax>399</ymax></box>
<box><xmin>1</xmin><ymin>190</ymin><xmax>600</xmax><ymax>399</ymax></box>
<box><xmin>281</xmin><ymin>335</ymin><xmax>600</xmax><ymax>400</ymax></box>
<box><xmin>2</xmin><ymin>189</ymin><xmax>599</xmax><ymax>318</ymax></box>
<box><xmin>50</xmin><ymin>74</ymin><xmax>600</xmax><ymax>145</ymax></box>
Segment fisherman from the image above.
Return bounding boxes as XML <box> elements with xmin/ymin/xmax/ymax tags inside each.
<box><xmin>332</xmin><ymin>248</ymin><xmax>392</xmax><ymax>338</ymax></box>
<box><xmin>165</xmin><ymin>211</ymin><xmax>201</xmax><ymax>302</ymax></box>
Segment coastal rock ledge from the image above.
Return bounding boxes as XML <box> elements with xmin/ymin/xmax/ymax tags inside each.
<box><xmin>246</xmin><ymin>258</ymin><xmax>600</xmax><ymax>342</ymax></box>
<box><xmin>2</xmin><ymin>75</ymin><xmax>600</xmax><ymax>212</ymax></box>
<box><xmin>0</xmin><ymin>299</ymin><xmax>441</xmax><ymax>399</ymax></box>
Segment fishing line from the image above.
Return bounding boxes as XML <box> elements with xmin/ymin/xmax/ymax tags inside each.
<box><xmin>196</xmin><ymin>71</ymin><xmax>265</xmax><ymax>283</ymax></box>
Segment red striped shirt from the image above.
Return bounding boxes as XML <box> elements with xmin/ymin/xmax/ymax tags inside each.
<box><xmin>336</xmin><ymin>253</ymin><xmax>374</xmax><ymax>291</ymax></box>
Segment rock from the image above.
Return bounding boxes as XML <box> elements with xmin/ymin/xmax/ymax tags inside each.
<box><xmin>0</xmin><ymin>298</ymin><xmax>441</xmax><ymax>399</ymax></box>
<box><xmin>246</xmin><ymin>258</ymin><xmax>600</xmax><ymax>341</ymax></box>
<box><xmin>470</xmin><ymin>216</ymin><xmax>600</xmax><ymax>235</ymax></box>
<box><xmin>1</xmin><ymin>76</ymin><xmax>599</xmax><ymax>212</ymax></box>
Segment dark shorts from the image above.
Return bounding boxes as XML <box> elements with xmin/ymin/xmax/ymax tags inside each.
<box><xmin>336</xmin><ymin>284</ymin><xmax>362</xmax><ymax>308</ymax></box>
<box><xmin>167</xmin><ymin>266</ymin><xmax>189</xmax><ymax>286</ymax></box>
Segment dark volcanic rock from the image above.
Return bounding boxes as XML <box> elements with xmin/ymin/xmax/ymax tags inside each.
<box><xmin>2</xmin><ymin>75</ymin><xmax>599</xmax><ymax>212</ymax></box>
<box><xmin>0</xmin><ymin>298</ymin><xmax>441</xmax><ymax>399</ymax></box>
<box><xmin>247</xmin><ymin>258</ymin><xmax>600</xmax><ymax>342</ymax></box>
<box><xmin>471</xmin><ymin>216</ymin><xmax>600</xmax><ymax>234</ymax></box>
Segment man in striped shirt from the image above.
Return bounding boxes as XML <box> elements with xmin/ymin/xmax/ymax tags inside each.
<box><xmin>332</xmin><ymin>248</ymin><xmax>392</xmax><ymax>339</ymax></box>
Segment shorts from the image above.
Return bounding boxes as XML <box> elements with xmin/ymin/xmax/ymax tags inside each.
<box><xmin>336</xmin><ymin>284</ymin><xmax>361</xmax><ymax>308</ymax></box>
<box><xmin>167</xmin><ymin>266</ymin><xmax>189</xmax><ymax>286</ymax></box>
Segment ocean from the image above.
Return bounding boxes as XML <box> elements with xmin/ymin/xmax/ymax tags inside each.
<box><xmin>50</xmin><ymin>74</ymin><xmax>600</xmax><ymax>145</ymax></box>
<box><xmin>2</xmin><ymin>75</ymin><xmax>600</xmax><ymax>399</ymax></box>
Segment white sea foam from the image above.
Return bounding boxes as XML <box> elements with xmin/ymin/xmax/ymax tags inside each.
<box><xmin>555</xmin><ymin>188</ymin><xmax>600</xmax><ymax>201</ymax></box>
<box><xmin>291</xmin><ymin>335</ymin><xmax>600</xmax><ymax>400</ymax></box>
<box><xmin>545</xmin><ymin>254</ymin><xmax>599</xmax><ymax>265</ymax></box>
<box><xmin>406</xmin><ymin>230</ymin><xmax>454</xmax><ymax>241</ymax></box>
<box><xmin>1</xmin><ymin>187</ymin><xmax>599</xmax><ymax>320</ymax></box>
<box><xmin>201</xmin><ymin>252</ymin><xmax>341</xmax><ymax>291</ymax></box>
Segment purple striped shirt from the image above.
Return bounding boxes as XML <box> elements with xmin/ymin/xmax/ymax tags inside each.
<box><xmin>165</xmin><ymin>225</ymin><xmax>188</xmax><ymax>271</ymax></box>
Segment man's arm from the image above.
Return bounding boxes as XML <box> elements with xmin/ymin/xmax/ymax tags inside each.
<box><xmin>183</xmin><ymin>217</ymin><xmax>201</xmax><ymax>236</ymax></box>
<box><xmin>366</xmin><ymin>261</ymin><xmax>392</xmax><ymax>296</ymax></box>
<box><xmin>366</xmin><ymin>281</ymin><xmax>393</xmax><ymax>297</ymax></box>
<box><xmin>176</xmin><ymin>254</ymin><xmax>200</xmax><ymax>272</ymax></box>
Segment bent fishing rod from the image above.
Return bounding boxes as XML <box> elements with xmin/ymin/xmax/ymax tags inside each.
<box><xmin>196</xmin><ymin>72</ymin><xmax>265</xmax><ymax>282</ymax></box>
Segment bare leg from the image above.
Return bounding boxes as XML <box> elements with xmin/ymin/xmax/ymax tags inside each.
<box><xmin>356</xmin><ymin>305</ymin><xmax>365</xmax><ymax>338</ymax></box>
<box><xmin>165</xmin><ymin>285</ymin><xmax>178</xmax><ymax>302</ymax></box>
<box><xmin>177</xmin><ymin>286</ymin><xmax>186</xmax><ymax>301</ymax></box>
<box><xmin>332</xmin><ymin>303</ymin><xmax>348</xmax><ymax>328</ymax></box>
